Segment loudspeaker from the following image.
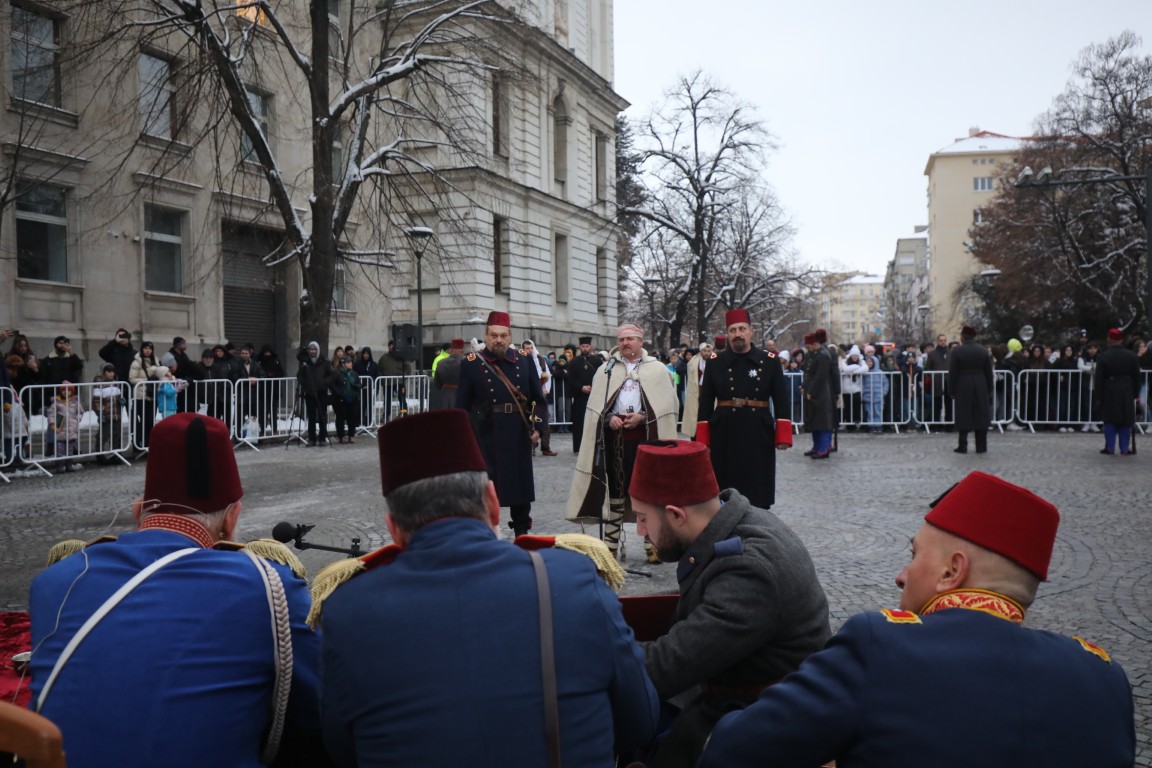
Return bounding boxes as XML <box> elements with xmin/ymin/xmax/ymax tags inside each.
<box><xmin>391</xmin><ymin>323</ymin><xmax>418</xmax><ymax>362</ymax></box>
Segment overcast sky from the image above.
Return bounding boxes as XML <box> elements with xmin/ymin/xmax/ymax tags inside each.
<box><xmin>613</xmin><ymin>2</ymin><xmax>1150</xmax><ymax>276</ymax></box>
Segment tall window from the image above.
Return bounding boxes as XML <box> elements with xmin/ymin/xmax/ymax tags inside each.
<box><xmin>144</xmin><ymin>206</ymin><xmax>183</xmax><ymax>293</ymax></box>
<box><xmin>332</xmin><ymin>262</ymin><xmax>350</xmax><ymax>311</ymax></box>
<box><xmin>328</xmin><ymin>0</ymin><xmax>342</xmax><ymax>59</ymax></box>
<box><xmin>241</xmin><ymin>88</ymin><xmax>271</xmax><ymax>162</ymax></box>
<box><xmin>493</xmin><ymin>215</ymin><xmax>509</xmax><ymax>294</ymax></box>
<box><xmin>11</xmin><ymin>5</ymin><xmax>61</xmax><ymax>106</ymax></box>
<box><xmin>16</xmin><ymin>185</ymin><xmax>68</xmax><ymax>282</ymax></box>
<box><xmin>492</xmin><ymin>74</ymin><xmax>508</xmax><ymax>157</ymax></box>
<box><xmin>139</xmin><ymin>53</ymin><xmax>176</xmax><ymax>139</ymax></box>
<box><xmin>552</xmin><ymin>95</ymin><xmax>568</xmax><ymax>192</ymax></box>
<box><xmin>554</xmin><ymin>233</ymin><xmax>569</xmax><ymax>304</ymax></box>
<box><xmin>594</xmin><ymin>132</ymin><xmax>608</xmax><ymax>202</ymax></box>
<box><xmin>595</xmin><ymin>247</ymin><xmax>608</xmax><ymax>314</ymax></box>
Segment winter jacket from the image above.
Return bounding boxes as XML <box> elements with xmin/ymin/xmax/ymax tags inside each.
<box><xmin>839</xmin><ymin>346</ymin><xmax>866</xmax><ymax>396</ymax></box>
<box><xmin>99</xmin><ymin>340</ymin><xmax>137</xmax><ymax>383</ymax></box>
<box><xmin>46</xmin><ymin>394</ymin><xmax>84</xmax><ymax>442</ymax></box>
<box><xmin>129</xmin><ymin>355</ymin><xmax>164</xmax><ymax>400</ymax></box>
<box><xmin>41</xmin><ymin>351</ymin><xmax>84</xmax><ymax>386</ymax></box>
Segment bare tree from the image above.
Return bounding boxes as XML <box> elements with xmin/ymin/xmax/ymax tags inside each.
<box><xmin>970</xmin><ymin>31</ymin><xmax>1151</xmax><ymax>337</ymax></box>
<box><xmin>623</xmin><ymin>71</ymin><xmax>813</xmax><ymax>345</ymax></box>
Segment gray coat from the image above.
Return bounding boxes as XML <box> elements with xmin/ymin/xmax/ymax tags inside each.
<box><xmin>948</xmin><ymin>340</ymin><xmax>993</xmax><ymax>431</ymax></box>
<box><xmin>1095</xmin><ymin>344</ymin><xmax>1140</xmax><ymax>425</ymax></box>
<box><xmin>643</xmin><ymin>490</ymin><xmax>830</xmax><ymax>767</ymax></box>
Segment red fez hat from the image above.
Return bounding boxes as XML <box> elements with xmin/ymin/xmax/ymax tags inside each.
<box><xmin>924</xmin><ymin>471</ymin><xmax>1059</xmax><ymax>580</ymax></box>
<box><xmin>724</xmin><ymin>309</ymin><xmax>750</xmax><ymax>328</ymax></box>
<box><xmin>813</xmin><ymin>328</ymin><xmax>828</xmax><ymax>344</ymax></box>
<box><xmin>713</xmin><ymin>334</ymin><xmax>727</xmax><ymax>350</ymax></box>
<box><xmin>1107</xmin><ymin>328</ymin><xmax>1123</xmax><ymax>341</ymax></box>
<box><xmin>378</xmin><ymin>409</ymin><xmax>487</xmax><ymax>495</ymax></box>
<box><xmin>450</xmin><ymin>338</ymin><xmax>465</xmax><ymax>351</ymax></box>
<box><xmin>486</xmin><ymin>311</ymin><xmax>511</xmax><ymax>327</ymax></box>
<box><xmin>629</xmin><ymin>440</ymin><xmax>719</xmax><ymax>508</ymax></box>
<box><xmin>803</xmin><ymin>333</ymin><xmax>817</xmax><ymax>345</ymax></box>
<box><xmin>961</xmin><ymin>326</ymin><xmax>976</xmax><ymax>337</ymax></box>
<box><xmin>144</xmin><ymin>413</ymin><xmax>243</xmax><ymax>514</ymax></box>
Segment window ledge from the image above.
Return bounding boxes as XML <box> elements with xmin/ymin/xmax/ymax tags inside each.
<box><xmin>144</xmin><ymin>290</ymin><xmax>196</xmax><ymax>303</ymax></box>
<box><xmin>8</xmin><ymin>98</ymin><xmax>79</xmax><ymax>128</ymax></box>
<box><xmin>138</xmin><ymin>134</ymin><xmax>194</xmax><ymax>157</ymax></box>
<box><xmin>16</xmin><ymin>277</ymin><xmax>82</xmax><ymax>291</ymax></box>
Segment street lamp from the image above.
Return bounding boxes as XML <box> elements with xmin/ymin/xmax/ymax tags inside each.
<box><xmin>643</xmin><ymin>275</ymin><xmax>660</xmax><ymax>347</ymax></box>
<box><xmin>406</xmin><ymin>226</ymin><xmax>434</xmax><ymax>369</ymax></box>
<box><xmin>1017</xmin><ymin>167</ymin><xmax>1151</xmax><ymax>332</ymax></box>
<box><xmin>918</xmin><ymin>303</ymin><xmax>930</xmax><ymax>341</ymax></box>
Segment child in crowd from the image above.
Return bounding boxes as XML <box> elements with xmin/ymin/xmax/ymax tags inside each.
<box><xmin>330</xmin><ymin>356</ymin><xmax>364</xmax><ymax>444</ymax></box>
<box><xmin>92</xmin><ymin>363</ymin><xmax>124</xmax><ymax>465</ymax></box>
<box><xmin>45</xmin><ymin>381</ymin><xmax>84</xmax><ymax>472</ymax></box>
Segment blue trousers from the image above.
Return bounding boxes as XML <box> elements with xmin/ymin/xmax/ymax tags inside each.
<box><xmin>1103</xmin><ymin>423</ymin><xmax>1132</xmax><ymax>453</ymax></box>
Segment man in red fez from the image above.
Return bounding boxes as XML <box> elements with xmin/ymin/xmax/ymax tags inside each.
<box><xmin>457</xmin><ymin>311</ymin><xmax>547</xmax><ymax>536</ymax></box>
<box><xmin>1095</xmin><ymin>328</ymin><xmax>1140</xmax><ymax>455</ymax></box>
<box><xmin>430</xmin><ymin>338</ymin><xmax>466</xmax><ymax>409</ymax></box>
<box><xmin>316</xmin><ymin>410</ymin><xmax>658</xmax><ymax>767</ymax></box>
<box><xmin>627</xmin><ymin>440</ymin><xmax>829</xmax><ymax>768</ymax></box>
<box><xmin>29</xmin><ymin>413</ymin><xmax>328</xmax><ymax>767</ymax></box>
<box><xmin>801</xmin><ymin>333</ymin><xmax>836</xmax><ymax>457</ymax></box>
<box><xmin>700</xmin><ymin>471</ymin><xmax>1135</xmax><ymax>768</ymax></box>
<box><xmin>567</xmin><ymin>323</ymin><xmax>679</xmax><ymax>562</ymax></box>
<box><xmin>696</xmin><ymin>308</ymin><xmax>792</xmax><ymax>508</ymax></box>
<box><xmin>948</xmin><ymin>324</ymin><xmax>993</xmax><ymax>454</ymax></box>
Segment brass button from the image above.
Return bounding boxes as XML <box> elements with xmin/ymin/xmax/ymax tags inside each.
<box><xmin>688</xmin><ymin>556</ymin><xmax>696</xmax><ymax>565</ymax></box>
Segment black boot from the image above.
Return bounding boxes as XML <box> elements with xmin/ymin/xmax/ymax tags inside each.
<box><xmin>954</xmin><ymin>431</ymin><xmax>968</xmax><ymax>454</ymax></box>
<box><xmin>975</xmin><ymin>431</ymin><xmax>987</xmax><ymax>454</ymax></box>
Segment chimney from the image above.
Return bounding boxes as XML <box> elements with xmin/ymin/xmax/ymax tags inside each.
<box><xmin>968</xmin><ymin>126</ymin><xmax>981</xmax><ymax>137</ymax></box>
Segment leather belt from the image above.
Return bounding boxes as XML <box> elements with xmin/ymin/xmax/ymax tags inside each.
<box><xmin>498</xmin><ymin>403</ymin><xmax>516</xmax><ymax>413</ymax></box>
<box><xmin>717</xmin><ymin>398</ymin><xmax>770</xmax><ymax>408</ymax></box>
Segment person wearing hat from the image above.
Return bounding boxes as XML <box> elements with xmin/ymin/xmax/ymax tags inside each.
<box><xmin>681</xmin><ymin>342</ymin><xmax>712</xmax><ymax>439</ymax></box>
<box><xmin>1095</xmin><ymin>328</ymin><xmax>1140</xmax><ymax>455</ymax></box>
<box><xmin>297</xmin><ymin>340</ymin><xmax>335</xmax><ymax>447</ymax></box>
<box><xmin>430</xmin><ymin>338</ymin><xmax>466</xmax><ymax>409</ymax></box>
<box><xmin>456</xmin><ymin>312</ymin><xmax>547</xmax><ymax>536</ymax></box>
<box><xmin>801</xmin><ymin>333</ymin><xmax>836</xmax><ymax>457</ymax></box>
<box><xmin>567</xmin><ymin>323</ymin><xmax>679</xmax><ymax>561</ymax></box>
<box><xmin>315</xmin><ymin>410</ymin><xmax>658</xmax><ymax>766</ymax></box>
<box><xmin>949</xmin><ymin>325</ymin><xmax>994</xmax><ymax>454</ymax></box>
<box><xmin>521</xmin><ymin>339</ymin><xmax>557</xmax><ymax>456</ymax></box>
<box><xmin>41</xmin><ymin>335</ymin><xmax>84</xmax><ymax>386</ymax></box>
<box><xmin>430</xmin><ymin>340</ymin><xmax>451</xmax><ymax>375</ymax></box>
<box><xmin>696</xmin><ymin>309</ymin><xmax>793</xmax><ymax>508</ymax></box>
<box><xmin>628</xmin><ymin>440</ymin><xmax>830</xmax><ymax>768</ymax></box>
<box><xmin>699</xmin><ymin>471</ymin><xmax>1135</xmax><ymax>767</ymax></box>
<box><xmin>568</xmin><ymin>335</ymin><xmax>600</xmax><ymax>452</ymax></box>
<box><xmin>29</xmin><ymin>413</ymin><xmax>328</xmax><ymax>767</ymax></box>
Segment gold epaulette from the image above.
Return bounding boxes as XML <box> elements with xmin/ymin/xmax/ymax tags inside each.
<box><xmin>213</xmin><ymin>539</ymin><xmax>246</xmax><ymax>552</ymax></box>
<box><xmin>45</xmin><ymin>535</ymin><xmax>117</xmax><ymax>566</ymax></box>
<box><xmin>554</xmin><ymin>534</ymin><xmax>626</xmax><ymax>593</ymax></box>
<box><xmin>880</xmin><ymin>608</ymin><xmax>922</xmax><ymax>624</ymax></box>
<box><xmin>1073</xmin><ymin>636</ymin><xmax>1112</xmax><ymax>663</ymax></box>
<box><xmin>307</xmin><ymin>544</ymin><xmax>403</xmax><ymax>629</ymax></box>
<box><xmin>243</xmin><ymin>538</ymin><xmax>307</xmax><ymax>579</ymax></box>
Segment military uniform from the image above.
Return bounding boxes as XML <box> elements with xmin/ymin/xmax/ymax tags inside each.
<box><xmin>318</xmin><ymin>518</ymin><xmax>659</xmax><ymax>768</ymax></box>
<box><xmin>430</xmin><ymin>353</ymin><xmax>463</xmax><ymax>409</ymax></box>
<box><xmin>1095</xmin><ymin>341</ymin><xmax>1140</xmax><ymax>454</ymax></box>
<box><xmin>569</xmin><ymin>351</ymin><xmax>602</xmax><ymax>452</ymax></box>
<box><xmin>802</xmin><ymin>344</ymin><xmax>835</xmax><ymax>453</ymax></box>
<box><xmin>643</xmin><ymin>489</ymin><xmax>830</xmax><ymax>768</ymax></box>
<box><xmin>949</xmin><ymin>339</ymin><xmax>994</xmax><ymax>452</ymax></box>
<box><xmin>29</xmin><ymin>528</ymin><xmax>323</xmax><ymax>768</ymax></box>
<box><xmin>700</xmin><ymin>591</ymin><xmax>1135</xmax><ymax>768</ymax></box>
<box><xmin>456</xmin><ymin>347</ymin><xmax>545</xmax><ymax>533</ymax></box>
<box><xmin>697</xmin><ymin>346</ymin><xmax>791</xmax><ymax>508</ymax></box>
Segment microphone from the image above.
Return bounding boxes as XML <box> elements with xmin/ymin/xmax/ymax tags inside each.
<box><xmin>272</xmin><ymin>521</ymin><xmax>314</xmax><ymax>544</ymax></box>
<box><xmin>603</xmin><ymin>356</ymin><xmax>617</xmax><ymax>376</ymax></box>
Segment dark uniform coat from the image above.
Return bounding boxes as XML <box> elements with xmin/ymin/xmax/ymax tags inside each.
<box><xmin>29</xmin><ymin>530</ymin><xmax>324</xmax><ymax>768</ymax></box>
<box><xmin>948</xmin><ymin>339</ymin><xmax>994</xmax><ymax>431</ymax></box>
<box><xmin>456</xmin><ymin>347</ymin><xmax>545</xmax><ymax>506</ymax></box>
<box><xmin>802</xmin><ymin>346</ymin><xmax>835</xmax><ymax>432</ymax></box>
<box><xmin>644</xmin><ymin>490</ymin><xmax>830</xmax><ymax>768</ymax></box>
<box><xmin>700</xmin><ymin>601</ymin><xmax>1135</xmax><ymax>768</ymax></box>
<box><xmin>1095</xmin><ymin>344</ymin><xmax>1141</xmax><ymax>425</ymax></box>
<box><xmin>569</xmin><ymin>351</ymin><xmax>602</xmax><ymax>452</ymax></box>
<box><xmin>698</xmin><ymin>347</ymin><xmax>791</xmax><ymax>509</ymax></box>
<box><xmin>430</xmin><ymin>354</ymin><xmax>463</xmax><ymax>409</ymax></box>
<box><xmin>320</xmin><ymin>518</ymin><xmax>659</xmax><ymax>767</ymax></box>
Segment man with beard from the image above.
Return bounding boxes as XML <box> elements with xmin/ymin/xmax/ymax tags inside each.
<box><xmin>41</xmin><ymin>335</ymin><xmax>84</xmax><ymax>385</ymax></box>
<box><xmin>457</xmin><ymin>312</ymin><xmax>545</xmax><ymax>536</ymax></box>
<box><xmin>949</xmin><ymin>325</ymin><xmax>994</xmax><ymax>454</ymax></box>
<box><xmin>569</xmin><ymin>336</ymin><xmax>600</xmax><ymax>453</ymax></box>
<box><xmin>629</xmin><ymin>440</ymin><xmax>830</xmax><ymax>768</ymax></box>
<box><xmin>680</xmin><ymin>342</ymin><xmax>712</xmax><ymax>439</ymax></box>
<box><xmin>566</xmin><ymin>324</ymin><xmax>678</xmax><ymax>562</ymax></box>
<box><xmin>696</xmin><ymin>309</ymin><xmax>792</xmax><ymax>508</ymax></box>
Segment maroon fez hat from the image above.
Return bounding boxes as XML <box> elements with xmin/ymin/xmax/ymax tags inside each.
<box><xmin>813</xmin><ymin>328</ymin><xmax>828</xmax><ymax>344</ymax></box>
<box><xmin>803</xmin><ymin>333</ymin><xmax>817</xmax><ymax>345</ymax></box>
<box><xmin>961</xmin><ymin>325</ymin><xmax>976</xmax><ymax>337</ymax></box>
<box><xmin>724</xmin><ymin>308</ymin><xmax>751</xmax><ymax>328</ymax></box>
<box><xmin>924</xmin><ymin>471</ymin><xmax>1059</xmax><ymax>581</ymax></box>
<box><xmin>144</xmin><ymin>413</ymin><xmax>243</xmax><ymax>514</ymax></box>
<box><xmin>486</xmin><ymin>311</ymin><xmax>511</xmax><ymax>327</ymax></box>
<box><xmin>713</xmin><ymin>334</ymin><xmax>727</xmax><ymax>349</ymax></box>
<box><xmin>450</xmin><ymin>338</ymin><xmax>465</xmax><ymax>351</ymax></box>
<box><xmin>629</xmin><ymin>440</ymin><xmax>720</xmax><ymax>508</ymax></box>
<box><xmin>1107</xmin><ymin>328</ymin><xmax>1123</xmax><ymax>341</ymax></box>
<box><xmin>378</xmin><ymin>409</ymin><xmax>487</xmax><ymax>495</ymax></box>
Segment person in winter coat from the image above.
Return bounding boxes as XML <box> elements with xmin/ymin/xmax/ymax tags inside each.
<box><xmin>296</xmin><ymin>341</ymin><xmax>335</xmax><ymax>446</ymax></box>
<box><xmin>99</xmin><ymin>329</ymin><xmax>136</xmax><ymax>385</ymax></box>
<box><xmin>948</xmin><ymin>327</ymin><xmax>994</xmax><ymax>454</ymax></box>
<box><xmin>128</xmin><ymin>342</ymin><xmax>164</xmax><ymax>450</ymax></box>
<box><xmin>1078</xmin><ymin>342</ymin><xmax>1100</xmax><ymax>432</ymax></box>
<box><xmin>329</xmin><ymin>356</ymin><xmax>364</xmax><ymax>443</ymax></box>
<box><xmin>860</xmin><ymin>345</ymin><xmax>889</xmax><ymax>433</ymax></box>
<box><xmin>92</xmin><ymin>363</ymin><xmax>125</xmax><ymax>464</ymax></box>
<box><xmin>45</xmin><ymin>382</ymin><xmax>84</xmax><ymax>471</ymax></box>
<box><xmin>839</xmin><ymin>345</ymin><xmax>867</xmax><ymax>428</ymax></box>
<box><xmin>41</xmin><ymin>336</ymin><xmax>84</xmax><ymax>386</ymax></box>
<box><xmin>1095</xmin><ymin>329</ymin><xmax>1141</xmax><ymax>455</ymax></box>
<box><xmin>352</xmin><ymin>347</ymin><xmax>380</xmax><ymax>427</ymax></box>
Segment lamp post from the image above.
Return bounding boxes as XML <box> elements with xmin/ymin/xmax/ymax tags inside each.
<box><xmin>406</xmin><ymin>226</ymin><xmax>434</xmax><ymax>369</ymax></box>
<box><xmin>1017</xmin><ymin>166</ymin><xmax>1151</xmax><ymax>333</ymax></box>
<box><xmin>918</xmin><ymin>304</ymin><xmax>930</xmax><ymax>342</ymax></box>
<box><xmin>643</xmin><ymin>275</ymin><xmax>660</xmax><ymax>347</ymax></box>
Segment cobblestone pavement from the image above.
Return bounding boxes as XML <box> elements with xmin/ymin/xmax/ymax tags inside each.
<box><xmin>2</xmin><ymin>429</ymin><xmax>1150</xmax><ymax>762</ymax></box>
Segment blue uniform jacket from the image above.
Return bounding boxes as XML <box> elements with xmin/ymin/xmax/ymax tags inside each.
<box><xmin>699</xmin><ymin>605</ymin><xmax>1135</xmax><ymax>768</ymax></box>
<box><xmin>29</xmin><ymin>529</ymin><xmax>323</xmax><ymax>768</ymax></box>
<box><xmin>319</xmin><ymin>517</ymin><xmax>659</xmax><ymax>767</ymax></box>
<box><xmin>456</xmin><ymin>348</ymin><xmax>545</xmax><ymax>506</ymax></box>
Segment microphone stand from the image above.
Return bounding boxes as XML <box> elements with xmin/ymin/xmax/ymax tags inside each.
<box><xmin>274</xmin><ymin>522</ymin><xmax>362</xmax><ymax>557</ymax></box>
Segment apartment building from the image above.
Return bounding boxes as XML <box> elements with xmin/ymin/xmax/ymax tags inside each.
<box><xmin>882</xmin><ymin>229</ymin><xmax>928</xmax><ymax>342</ymax></box>
<box><xmin>819</xmin><ymin>274</ymin><xmax>885</xmax><ymax>346</ymax></box>
<box><xmin>923</xmin><ymin>128</ymin><xmax>1023</xmax><ymax>337</ymax></box>
<box><xmin>1</xmin><ymin>0</ymin><xmax>625</xmax><ymax>369</ymax></box>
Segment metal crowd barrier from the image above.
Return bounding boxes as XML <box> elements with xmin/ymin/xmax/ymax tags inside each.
<box><xmin>15</xmin><ymin>382</ymin><xmax>132</xmax><ymax>477</ymax></box>
<box><xmin>1</xmin><ymin>385</ymin><xmax>28</xmax><ymax>482</ymax></box>
<box><xmin>1014</xmin><ymin>369</ymin><xmax>1098</xmax><ymax>433</ymax></box>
